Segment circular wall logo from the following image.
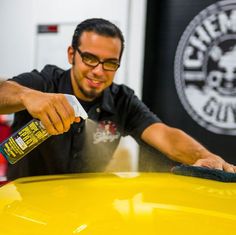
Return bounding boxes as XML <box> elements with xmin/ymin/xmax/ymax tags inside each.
<box><xmin>175</xmin><ymin>0</ymin><xmax>236</xmax><ymax>135</ymax></box>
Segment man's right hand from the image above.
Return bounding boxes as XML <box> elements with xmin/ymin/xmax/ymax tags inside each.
<box><xmin>22</xmin><ymin>89</ymin><xmax>80</xmax><ymax>135</ymax></box>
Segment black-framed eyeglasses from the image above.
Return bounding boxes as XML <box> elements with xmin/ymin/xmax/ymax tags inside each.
<box><xmin>76</xmin><ymin>48</ymin><xmax>120</xmax><ymax>71</ymax></box>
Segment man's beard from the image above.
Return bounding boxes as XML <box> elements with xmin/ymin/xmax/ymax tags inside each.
<box><xmin>78</xmin><ymin>83</ymin><xmax>102</xmax><ymax>100</ymax></box>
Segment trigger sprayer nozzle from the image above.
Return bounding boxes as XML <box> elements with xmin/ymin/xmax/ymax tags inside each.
<box><xmin>65</xmin><ymin>94</ymin><xmax>88</xmax><ymax>120</ymax></box>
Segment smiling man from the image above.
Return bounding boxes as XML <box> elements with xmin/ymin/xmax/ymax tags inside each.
<box><xmin>69</xmin><ymin>31</ymin><xmax>121</xmax><ymax>101</ymax></box>
<box><xmin>0</xmin><ymin>18</ymin><xmax>235</xmax><ymax>180</ymax></box>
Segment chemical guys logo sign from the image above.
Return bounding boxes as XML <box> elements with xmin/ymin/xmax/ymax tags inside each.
<box><xmin>174</xmin><ymin>0</ymin><xmax>236</xmax><ymax>135</ymax></box>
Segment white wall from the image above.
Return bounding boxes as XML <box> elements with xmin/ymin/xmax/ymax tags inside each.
<box><xmin>0</xmin><ymin>0</ymin><xmax>147</xmax><ymax>171</ymax></box>
<box><xmin>0</xmin><ymin>0</ymin><xmax>146</xmax><ymax>97</ymax></box>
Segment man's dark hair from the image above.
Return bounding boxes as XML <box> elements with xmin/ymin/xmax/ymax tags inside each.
<box><xmin>72</xmin><ymin>18</ymin><xmax>125</xmax><ymax>60</ymax></box>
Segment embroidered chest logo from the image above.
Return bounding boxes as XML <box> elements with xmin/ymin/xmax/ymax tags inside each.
<box><xmin>93</xmin><ymin>120</ymin><xmax>120</xmax><ymax>144</ymax></box>
<box><xmin>174</xmin><ymin>0</ymin><xmax>236</xmax><ymax>135</ymax></box>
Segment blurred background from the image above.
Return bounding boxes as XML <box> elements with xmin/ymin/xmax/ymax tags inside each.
<box><xmin>1</xmin><ymin>0</ymin><xmax>236</xmax><ymax>176</ymax></box>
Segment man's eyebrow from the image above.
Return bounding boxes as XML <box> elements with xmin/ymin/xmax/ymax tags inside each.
<box><xmin>83</xmin><ymin>51</ymin><xmax>119</xmax><ymax>61</ymax></box>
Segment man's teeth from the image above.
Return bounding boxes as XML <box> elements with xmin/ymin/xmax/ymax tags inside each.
<box><xmin>91</xmin><ymin>80</ymin><xmax>100</xmax><ymax>84</ymax></box>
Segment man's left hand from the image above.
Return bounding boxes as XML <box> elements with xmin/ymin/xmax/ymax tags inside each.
<box><xmin>193</xmin><ymin>156</ymin><xmax>236</xmax><ymax>173</ymax></box>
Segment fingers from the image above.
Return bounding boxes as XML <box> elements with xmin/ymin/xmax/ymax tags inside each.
<box><xmin>27</xmin><ymin>93</ymin><xmax>81</xmax><ymax>135</ymax></box>
<box><xmin>192</xmin><ymin>159</ymin><xmax>206</xmax><ymax>167</ymax></box>
<box><xmin>223</xmin><ymin>163</ymin><xmax>236</xmax><ymax>173</ymax></box>
<box><xmin>44</xmin><ymin>104</ymin><xmax>66</xmax><ymax>134</ymax></box>
<box><xmin>74</xmin><ymin>117</ymin><xmax>81</xmax><ymax>123</ymax></box>
<box><xmin>53</xmin><ymin>96</ymin><xmax>75</xmax><ymax>132</ymax></box>
<box><xmin>193</xmin><ymin>158</ymin><xmax>223</xmax><ymax>170</ymax></box>
<box><xmin>193</xmin><ymin>158</ymin><xmax>236</xmax><ymax>173</ymax></box>
<box><xmin>39</xmin><ymin>113</ymin><xmax>59</xmax><ymax>135</ymax></box>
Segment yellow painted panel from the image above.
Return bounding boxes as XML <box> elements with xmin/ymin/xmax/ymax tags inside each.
<box><xmin>0</xmin><ymin>173</ymin><xmax>236</xmax><ymax>234</ymax></box>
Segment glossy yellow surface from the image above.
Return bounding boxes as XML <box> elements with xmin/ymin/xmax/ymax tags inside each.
<box><xmin>0</xmin><ymin>172</ymin><xmax>236</xmax><ymax>235</ymax></box>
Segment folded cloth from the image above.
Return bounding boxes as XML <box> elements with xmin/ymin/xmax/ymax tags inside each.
<box><xmin>171</xmin><ymin>165</ymin><xmax>236</xmax><ymax>182</ymax></box>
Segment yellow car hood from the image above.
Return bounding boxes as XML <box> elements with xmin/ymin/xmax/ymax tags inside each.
<box><xmin>0</xmin><ymin>172</ymin><xmax>236</xmax><ymax>235</ymax></box>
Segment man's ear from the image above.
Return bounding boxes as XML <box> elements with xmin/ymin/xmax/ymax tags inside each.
<box><xmin>67</xmin><ymin>46</ymin><xmax>75</xmax><ymax>65</ymax></box>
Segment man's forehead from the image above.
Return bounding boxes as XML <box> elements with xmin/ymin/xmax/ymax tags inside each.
<box><xmin>80</xmin><ymin>31</ymin><xmax>121</xmax><ymax>43</ymax></box>
<box><xmin>79</xmin><ymin>32</ymin><xmax>122</xmax><ymax>56</ymax></box>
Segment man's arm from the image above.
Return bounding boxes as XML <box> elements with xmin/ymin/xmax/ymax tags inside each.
<box><xmin>0</xmin><ymin>80</ymin><xmax>78</xmax><ymax>134</ymax></box>
<box><xmin>141</xmin><ymin>123</ymin><xmax>236</xmax><ymax>172</ymax></box>
<box><xmin>0</xmin><ymin>80</ymin><xmax>32</xmax><ymax>114</ymax></box>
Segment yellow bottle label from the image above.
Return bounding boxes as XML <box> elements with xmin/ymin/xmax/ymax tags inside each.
<box><xmin>0</xmin><ymin>119</ymin><xmax>50</xmax><ymax>164</ymax></box>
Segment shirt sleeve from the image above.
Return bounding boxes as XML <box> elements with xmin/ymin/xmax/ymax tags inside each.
<box><xmin>119</xmin><ymin>86</ymin><xmax>162</xmax><ymax>139</ymax></box>
<box><xmin>8</xmin><ymin>65</ymin><xmax>63</xmax><ymax>92</ymax></box>
<box><xmin>8</xmin><ymin>69</ymin><xmax>47</xmax><ymax>91</ymax></box>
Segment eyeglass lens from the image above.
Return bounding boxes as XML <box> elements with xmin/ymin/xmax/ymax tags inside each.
<box><xmin>77</xmin><ymin>49</ymin><xmax>119</xmax><ymax>71</ymax></box>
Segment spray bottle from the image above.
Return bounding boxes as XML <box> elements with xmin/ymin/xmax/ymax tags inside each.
<box><xmin>0</xmin><ymin>94</ymin><xmax>88</xmax><ymax>164</ymax></box>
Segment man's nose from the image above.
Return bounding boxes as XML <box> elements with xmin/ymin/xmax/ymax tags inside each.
<box><xmin>92</xmin><ymin>63</ymin><xmax>105</xmax><ymax>76</ymax></box>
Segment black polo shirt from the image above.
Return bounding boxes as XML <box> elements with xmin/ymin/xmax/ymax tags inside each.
<box><xmin>7</xmin><ymin>65</ymin><xmax>161</xmax><ymax>180</ymax></box>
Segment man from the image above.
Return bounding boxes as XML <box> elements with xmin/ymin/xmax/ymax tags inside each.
<box><xmin>0</xmin><ymin>18</ymin><xmax>235</xmax><ymax>180</ymax></box>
